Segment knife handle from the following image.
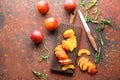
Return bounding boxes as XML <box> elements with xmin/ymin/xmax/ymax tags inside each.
<box><xmin>87</xmin><ymin>32</ymin><xmax>98</xmax><ymax>51</ymax></box>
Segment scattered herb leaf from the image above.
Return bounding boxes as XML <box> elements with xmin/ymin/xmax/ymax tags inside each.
<box><xmin>96</xmin><ymin>24</ymin><xmax>105</xmax><ymax>32</ymax></box>
<box><xmin>85</xmin><ymin>13</ymin><xmax>91</xmax><ymax>22</ymax></box>
<box><xmin>86</xmin><ymin>0</ymin><xmax>97</xmax><ymax>11</ymax></box>
<box><xmin>39</xmin><ymin>41</ymin><xmax>50</xmax><ymax>63</ymax></box>
<box><xmin>94</xmin><ymin>13</ymin><xmax>100</xmax><ymax>21</ymax></box>
<box><xmin>99</xmin><ymin>34</ymin><xmax>104</xmax><ymax>46</ymax></box>
<box><xmin>84</xmin><ymin>13</ymin><xmax>98</xmax><ymax>23</ymax></box>
<box><xmin>91</xmin><ymin>19</ymin><xmax>99</xmax><ymax>23</ymax></box>
<box><xmin>32</xmin><ymin>71</ymin><xmax>47</xmax><ymax>80</ymax></box>
<box><xmin>43</xmin><ymin>41</ymin><xmax>50</xmax><ymax>54</ymax></box>
<box><xmin>95</xmin><ymin>47</ymin><xmax>101</xmax><ymax>63</ymax></box>
<box><xmin>93</xmin><ymin>7</ymin><xmax>98</xmax><ymax>14</ymax></box>
<box><xmin>40</xmin><ymin>54</ymin><xmax>50</xmax><ymax>63</ymax></box>
<box><xmin>78</xmin><ymin>0</ymin><xmax>87</xmax><ymax>7</ymax></box>
<box><xmin>100</xmin><ymin>19</ymin><xmax>111</xmax><ymax>25</ymax></box>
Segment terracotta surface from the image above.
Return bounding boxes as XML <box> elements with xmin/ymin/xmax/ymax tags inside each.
<box><xmin>0</xmin><ymin>0</ymin><xmax>120</xmax><ymax>80</ymax></box>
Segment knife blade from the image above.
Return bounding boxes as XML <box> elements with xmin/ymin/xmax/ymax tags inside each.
<box><xmin>78</xmin><ymin>9</ymin><xmax>98</xmax><ymax>51</ymax></box>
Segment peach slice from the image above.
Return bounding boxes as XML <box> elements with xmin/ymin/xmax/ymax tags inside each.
<box><xmin>62</xmin><ymin>64</ymin><xmax>75</xmax><ymax>71</ymax></box>
<box><xmin>62</xmin><ymin>40</ymin><xmax>74</xmax><ymax>51</ymax></box>
<box><xmin>63</xmin><ymin>29</ymin><xmax>75</xmax><ymax>38</ymax></box>
<box><xmin>87</xmin><ymin>66</ymin><xmax>98</xmax><ymax>75</ymax></box>
<box><xmin>67</xmin><ymin>38</ymin><xmax>77</xmax><ymax>48</ymax></box>
<box><xmin>87</xmin><ymin>63</ymin><xmax>97</xmax><ymax>75</ymax></box>
<box><xmin>82</xmin><ymin>61</ymin><xmax>92</xmax><ymax>71</ymax></box>
<box><xmin>78</xmin><ymin>57</ymin><xmax>86</xmax><ymax>66</ymax></box>
<box><xmin>79</xmin><ymin>58</ymin><xmax>89</xmax><ymax>71</ymax></box>
<box><xmin>55</xmin><ymin>49</ymin><xmax>66</xmax><ymax>55</ymax></box>
<box><xmin>55</xmin><ymin>51</ymin><xmax>68</xmax><ymax>60</ymax></box>
<box><xmin>59</xmin><ymin>59</ymin><xmax>73</xmax><ymax>65</ymax></box>
<box><xmin>78</xmin><ymin>49</ymin><xmax>91</xmax><ymax>56</ymax></box>
<box><xmin>54</xmin><ymin>45</ymin><xmax>65</xmax><ymax>52</ymax></box>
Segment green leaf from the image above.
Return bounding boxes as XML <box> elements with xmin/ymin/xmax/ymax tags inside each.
<box><xmin>39</xmin><ymin>54</ymin><xmax>50</xmax><ymax>63</ymax></box>
<box><xmin>86</xmin><ymin>0</ymin><xmax>98</xmax><ymax>11</ymax></box>
<box><xmin>32</xmin><ymin>71</ymin><xmax>47</xmax><ymax>80</ymax></box>
<box><xmin>93</xmin><ymin>7</ymin><xmax>98</xmax><ymax>14</ymax></box>
<box><xmin>100</xmin><ymin>19</ymin><xmax>111</xmax><ymax>25</ymax></box>
<box><xmin>85</xmin><ymin>13</ymin><xmax>91</xmax><ymax>22</ymax></box>
<box><xmin>99</xmin><ymin>34</ymin><xmax>104</xmax><ymax>46</ymax></box>
<box><xmin>84</xmin><ymin>13</ymin><xmax>98</xmax><ymax>23</ymax></box>
<box><xmin>96</xmin><ymin>25</ymin><xmax>105</xmax><ymax>32</ymax></box>
<box><xmin>91</xmin><ymin>19</ymin><xmax>99</xmax><ymax>24</ymax></box>
<box><xmin>93</xmin><ymin>12</ymin><xmax>100</xmax><ymax>21</ymax></box>
<box><xmin>78</xmin><ymin>0</ymin><xmax>87</xmax><ymax>7</ymax></box>
<box><xmin>95</xmin><ymin>47</ymin><xmax>101</xmax><ymax>63</ymax></box>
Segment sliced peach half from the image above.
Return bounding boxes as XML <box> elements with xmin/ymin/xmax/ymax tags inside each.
<box><xmin>78</xmin><ymin>49</ymin><xmax>91</xmax><ymax>56</ymax></box>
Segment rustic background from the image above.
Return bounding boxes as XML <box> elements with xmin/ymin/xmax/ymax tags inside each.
<box><xmin>0</xmin><ymin>0</ymin><xmax>120</xmax><ymax>80</ymax></box>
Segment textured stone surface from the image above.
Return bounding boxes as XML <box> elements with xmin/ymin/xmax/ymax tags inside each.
<box><xmin>0</xmin><ymin>0</ymin><xmax>120</xmax><ymax>80</ymax></box>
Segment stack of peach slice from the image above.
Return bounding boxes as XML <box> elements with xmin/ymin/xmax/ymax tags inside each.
<box><xmin>78</xmin><ymin>57</ymin><xmax>98</xmax><ymax>75</ymax></box>
<box><xmin>54</xmin><ymin>29</ymin><xmax>77</xmax><ymax>71</ymax></box>
<box><xmin>77</xmin><ymin>49</ymin><xmax>98</xmax><ymax>75</ymax></box>
<box><xmin>54</xmin><ymin>45</ymin><xmax>73</xmax><ymax>65</ymax></box>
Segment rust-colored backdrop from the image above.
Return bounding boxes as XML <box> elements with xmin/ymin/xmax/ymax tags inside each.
<box><xmin>0</xmin><ymin>0</ymin><xmax>120</xmax><ymax>80</ymax></box>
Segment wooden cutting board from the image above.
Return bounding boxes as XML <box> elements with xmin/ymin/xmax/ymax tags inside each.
<box><xmin>50</xmin><ymin>23</ymin><xmax>82</xmax><ymax>76</ymax></box>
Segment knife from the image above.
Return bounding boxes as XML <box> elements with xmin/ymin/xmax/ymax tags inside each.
<box><xmin>78</xmin><ymin>9</ymin><xmax>98</xmax><ymax>51</ymax></box>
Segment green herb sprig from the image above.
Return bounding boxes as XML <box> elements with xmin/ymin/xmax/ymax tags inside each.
<box><xmin>78</xmin><ymin>0</ymin><xmax>112</xmax><ymax>64</ymax></box>
<box><xmin>98</xmin><ymin>34</ymin><xmax>104</xmax><ymax>46</ymax></box>
<box><xmin>40</xmin><ymin>41</ymin><xmax>50</xmax><ymax>63</ymax></box>
<box><xmin>96</xmin><ymin>19</ymin><xmax>111</xmax><ymax>46</ymax></box>
<box><xmin>85</xmin><ymin>13</ymin><xmax>91</xmax><ymax>22</ymax></box>
<box><xmin>95</xmin><ymin>47</ymin><xmax>101</xmax><ymax>63</ymax></box>
<box><xmin>78</xmin><ymin>0</ymin><xmax>87</xmax><ymax>7</ymax></box>
<box><xmin>93</xmin><ymin>7</ymin><xmax>98</xmax><ymax>14</ymax></box>
<box><xmin>100</xmin><ymin>19</ymin><xmax>111</xmax><ymax>25</ymax></box>
<box><xmin>96</xmin><ymin>24</ymin><xmax>104</xmax><ymax>32</ymax></box>
<box><xmin>40</xmin><ymin>54</ymin><xmax>50</xmax><ymax>63</ymax></box>
<box><xmin>32</xmin><ymin>71</ymin><xmax>47</xmax><ymax>80</ymax></box>
<box><xmin>86</xmin><ymin>0</ymin><xmax>98</xmax><ymax>11</ymax></box>
<box><xmin>85</xmin><ymin>13</ymin><xmax>99</xmax><ymax>23</ymax></box>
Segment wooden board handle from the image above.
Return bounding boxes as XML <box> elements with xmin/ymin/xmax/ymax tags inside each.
<box><xmin>69</xmin><ymin>9</ymin><xmax>77</xmax><ymax>24</ymax></box>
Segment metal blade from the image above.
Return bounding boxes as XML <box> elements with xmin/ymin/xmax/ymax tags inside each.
<box><xmin>78</xmin><ymin>9</ymin><xmax>90</xmax><ymax>32</ymax></box>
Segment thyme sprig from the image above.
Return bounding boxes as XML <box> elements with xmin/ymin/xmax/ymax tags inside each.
<box><xmin>32</xmin><ymin>71</ymin><xmax>47</xmax><ymax>80</ymax></box>
<box><xmin>100</xmin><ymin>19</ymin><xmax>111</xmax><ymax>25</ymax></box>
<box><xmin>40</xmin><ymin>54</ymin><xmax>50</xmax><ymax>63</ymax></box>
<box><xmin>78</xmin><ymin>0</ymin><xmax>87</xmax><ymax>7</ymax></box>
<box><xmin>98</xmin><ymin>34</ymin><xmax>104</xmax><ymax>46</ymax></box>
<box><xmin>86</xmin><ymin>0</ymin><xmax>98</xmax><ymax>11</ymax></box>
<box><xmin>96</xmin><ymin>24</ymin><xmax>105</xmax><ymax>32</ymax></box>
<box><xmin>84</xmin><ymin>13</ymin><xmax>99</xmax><ymax>23</ymax></box>
<box><xmin>95</xmin><ymin>47</ymin><xmax>101</xmax><ymax>63</ymax></box>
<box><xmin>40</xmin><ymin>41</ymin><xmax>50</xmax><ymax>63</ymax></box>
